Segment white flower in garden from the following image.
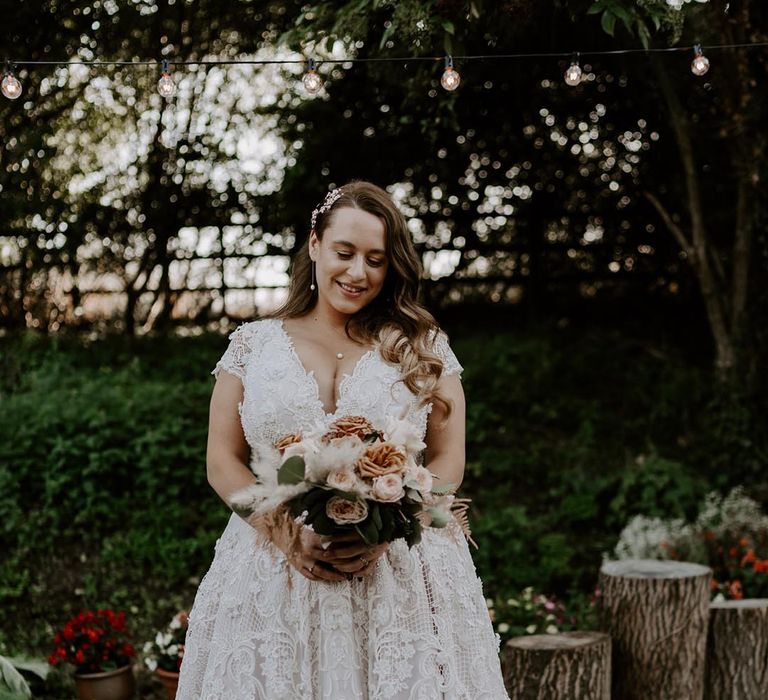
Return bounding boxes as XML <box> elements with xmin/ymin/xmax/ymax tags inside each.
<box><xmin>167</xmin><ymin>644</ymin><xmax>179</xmax><ymax>657</ymax></box>
<box><xmin>695</xmin><ymin>487</ymin><xmax>768</xmax><ymax>536</ymax></box>
<box><xmin>497</xmin><ymin>623</ymin><xmax>510</xmax><ymax>633</ymax></box>
<box><xmin>525</xmin><ymin>624</ymin><xmax>536</xmax><ymax>634</ymax></box>
<box><xmin>666</xmin><ymin>0</ymin><xmax>708</xmax><ymax>8</ymax></box>
<box><xmin>169</xmin><ymin>617</ymin><xmax>182</xmax><ymax>630</ymax></box>
<box><xmin>145</xmin><ymin>658</ymin><xmax>158</xmax><ymax>671</ymax></box>
<box><xmin>546</xmin><ymin>624</ymin><xmax>559</xmax><ymax>634</ymax></box>
<box><xmin>612</xmin><ymin>515</ymin><xmax>689</xmax><ymax>560</ymax></box>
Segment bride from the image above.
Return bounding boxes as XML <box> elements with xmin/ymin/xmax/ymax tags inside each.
<box><xmin>176</xmin><ymin>181</ymin><xmax>509</xmax><ymax>699</ymax></box>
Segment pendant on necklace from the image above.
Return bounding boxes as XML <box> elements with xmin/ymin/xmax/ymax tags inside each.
<box><xmin>336</xmin><ymin>352</ymin><xmax>344</xmax><ymax>359</ymax></box>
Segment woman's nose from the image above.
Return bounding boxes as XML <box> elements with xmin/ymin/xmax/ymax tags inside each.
<box><xmin>348</xmin><ymin>255</ymin><xmax>365</xmax><ymax>278</ymax></box>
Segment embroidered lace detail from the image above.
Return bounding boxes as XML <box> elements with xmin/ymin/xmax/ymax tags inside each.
<box><xmin>432</xmin><ymin>329</ymin><xmax>463</xmax><ymax>377</ymax></box>
<box><xmin>211</xmin><ymin>322</ymin><xmax>260</xmax><ymax>382</ymax></box>
<box><xmin>178</xmin><ymin>319</ymin><xmax>508</xmax><ymax>699</ymax></box>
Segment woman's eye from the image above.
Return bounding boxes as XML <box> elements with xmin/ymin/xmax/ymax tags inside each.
<box><xmin>336</xmin><ymin>251</ymin><xmax>352</xmax><ymax>259</ymax></box>
<box><xmin>367</xmin><ymin>259</ymin><xmax>385</xmax><ymax>267</ymax></box>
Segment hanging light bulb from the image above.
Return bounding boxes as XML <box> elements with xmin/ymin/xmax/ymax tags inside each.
<box><xmin>441</xmin><ymin>55</ymin><xmax>460</xmax><ymax>91</ymax></box>
<box><xmin>564</xmin><ymin>54</ymin><xmax>582</xmax><ymax>86</ymax></box>
<box><xmin>302</xmin><ymin>58</ymin><xmax>323</xmax><ymax>95</ymax></box>
<box><xmin>1</xmin><ymin>64</ymin><xmax>22</xmax><ymax>100</ymax></box>
<box><xmin>691</xmin><ymin>44</ymin><xmax>710</xmax><ymax>76</ymax></box>
<box><xmin>157</xmin><ymin>59</ymin><xmax>176</xmax><ymax>98</ymax></box>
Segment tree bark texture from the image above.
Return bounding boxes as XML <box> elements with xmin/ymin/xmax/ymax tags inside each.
<box><xmin>704</xmin><ymin>599</ymin><xmax>768</xmax><ymax>700</ymax></box>
<box><xmin>599</xmin><ymin>559</ymin><xmax>712</xmax><ymax>700</ymax></box>
<box><xmin>502</xmin><ymin>631</ymin><xmax>610</xmax><ymax>700</ymax></box>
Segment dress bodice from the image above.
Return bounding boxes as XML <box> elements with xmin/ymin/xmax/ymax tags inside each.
<box><xmin>212</xmin><ymin>318</ymin><xmax>462</xmax><ymax>450</ymax></box>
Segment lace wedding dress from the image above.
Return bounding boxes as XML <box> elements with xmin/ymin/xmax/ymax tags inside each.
<box><xmin>176</xmin><ymin>318</ymin><xmax>509</xmax><ymax>699</ymax></box>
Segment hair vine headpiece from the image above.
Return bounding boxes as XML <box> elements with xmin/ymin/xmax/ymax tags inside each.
<box><xmin>310</xmin><ymin>187</ymin><xmax>344</xmax><ymax>232</ymax></box>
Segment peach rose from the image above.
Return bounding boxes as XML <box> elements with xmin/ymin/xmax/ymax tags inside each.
<box><xmin>323</xmin><ymin>415</ymin><xmax>375</xmax><ymax>442</ymax></box>
<box><xmin>356</xmin><ymin>443</ymin><xmax>407</xmax><ymax>478</ymax></box>
<box><xmin>274</xmin><ymin>433</ymin><xmax>302</xmax><ymax>453</ymax></box>
<box><xmin>371</xmin><ymin>474</ymin><xmax>405</xmax><ymax>503</ymax></box>
<box><xmin>327</xmin><ymin>468</ymin><xmax>358</xmax><ymax>492</ymax></box>
<box><xmin>326</xmin><ymin>496</ymin><xmax>369</xmax><ymax>524</ymax></box>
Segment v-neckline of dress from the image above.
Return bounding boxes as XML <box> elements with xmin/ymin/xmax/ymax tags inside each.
<box><xmin>275</xmin><ymin>319</ymin><xmax>378</xmax><ymax>419</ymax></box>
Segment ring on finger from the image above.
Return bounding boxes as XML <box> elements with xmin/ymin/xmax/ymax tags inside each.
<box><xmin>360</xmin><ymin>555</ymin><xmax>369</xmax><ymax>566</ymax></box>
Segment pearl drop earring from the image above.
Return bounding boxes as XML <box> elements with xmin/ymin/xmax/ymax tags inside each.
<box><xmin>310</xmin><ymin>261</ymin><xmax>316</xmax><ymax>291</ymax></box>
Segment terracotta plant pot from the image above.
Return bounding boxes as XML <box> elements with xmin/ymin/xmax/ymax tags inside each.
<box><xmin>154</xmin><ymin>667</ymin><xmax>180</xmax><ymax>700</ymax></box>
<box><xmin>74</xmin><ymin>664</ymin><xmax>135</xmax><ymax>700</ymax></box>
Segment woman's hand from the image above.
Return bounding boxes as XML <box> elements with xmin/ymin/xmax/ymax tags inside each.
<box><xmin>314</xmin><ymin>532</ymin><xmax>390</xmax><ymax>578</ymax></box>
<box><xmin>286</xmin><ymin>527</ymin><xmax>349</xmax><ymax>583</ymax></box>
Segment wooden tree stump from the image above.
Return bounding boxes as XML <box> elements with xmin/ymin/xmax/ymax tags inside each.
<box><xmin>599</xmin><ymin>559</ymin><xmax>711</xmax><ymax>700</ymax></box>
<box><xmin>502</xmin><ymin>631</ymin><xmax>611</xmax><ymax>699</ymax></box>
<box><xmin>704</xmin><ymin>598</ymin><xmax>768</xmax><ymax>700</ymax></box>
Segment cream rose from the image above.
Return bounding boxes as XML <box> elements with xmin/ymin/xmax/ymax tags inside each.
<box><xmin>326</xmin><ymin>496</ymin><xmax>369</xmax><ymax>524</ymax></box>
<box><xmin>371</xmin><ymin>473</ymin><xmax>405</xmax><ymax>503</ymax></box>
<box><xmin>411</xmin><ymin>466</ymin><xmax>434</xmax><ymax>493</ymax></box>
<box><xmin>326</xmin><ymin>468</ymin><xmax>358</xmax><ymax>492</ymax></box>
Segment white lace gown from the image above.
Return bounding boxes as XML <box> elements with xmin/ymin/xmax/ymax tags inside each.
<box><xmin>176</xmin><ymin>318</ymin><xmax>509</xmax><ymax>699</ymax></box>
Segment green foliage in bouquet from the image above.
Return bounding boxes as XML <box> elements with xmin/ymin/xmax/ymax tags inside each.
<box><xmin>279</xmin><ymin>454</ymin><xmax>427</xmax><ymax>547</ymax></box>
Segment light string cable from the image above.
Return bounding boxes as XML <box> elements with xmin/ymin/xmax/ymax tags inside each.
<box><xmin>2</xmin><ymin>39</ymin><xmax>768</xmax><ymax>99</ymax></box>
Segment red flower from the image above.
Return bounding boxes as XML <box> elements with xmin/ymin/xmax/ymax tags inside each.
<box><xmin>75</xmin><ymin>650</ymin><xmax>85</xmax><ymax>665</ymax></box>
<box><xmin>728</xmin><ymin>580</ymin><xmax>743</xmax><ymax>600</ymax></box>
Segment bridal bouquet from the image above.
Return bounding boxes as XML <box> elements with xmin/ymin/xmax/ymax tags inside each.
<box><xmin>230</xmin><ymin>415</ymin><xmax>472</xmax><ymax>548</ymax></box>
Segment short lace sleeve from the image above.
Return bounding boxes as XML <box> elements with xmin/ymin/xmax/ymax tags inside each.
<box><xmin>433</xmin><ymin>329</ymin><xmax>463</xmax><ymax>378</ymax></box>
<box><xmin>211</xmin><ymin>322</ymin><xmax>259</xmax><ymax>382</ymax></box>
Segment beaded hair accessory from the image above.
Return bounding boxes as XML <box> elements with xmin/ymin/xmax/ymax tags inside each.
<box><xmin>310</xmin><ymin>187</ymin><xmax>344</xmax><ymax>232</ymax></box>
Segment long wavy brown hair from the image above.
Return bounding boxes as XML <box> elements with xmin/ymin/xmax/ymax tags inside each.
<box><xmin>269</xmin><ymin>180</ymin><xmax>452</xmax><ymax>415</ymax></box>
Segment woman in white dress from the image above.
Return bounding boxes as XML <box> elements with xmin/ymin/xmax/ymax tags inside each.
<box><xmin>176</xmin><ymin>181</ymin><xmax>509</xmax><ymax>699</ymax></box>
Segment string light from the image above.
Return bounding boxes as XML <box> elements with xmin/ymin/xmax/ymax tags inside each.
<box><xmin>1</xmin><ymin>63</ymin><xmax>22</xmax><ymax>100</ymax></box>
<box><xmin>157</xmin><ymin>59</ymin><xmax>176</xmax><ymax>98</ymax></box>
<box><xmin>691</xmin><ymin>44</ymin><xmax>710</xmax><ymax>76</ymax></box>
<box><xmin>303</xmin><ymin>58</ymin><xmax>323</xmax><ymax>94</ymax></box>
<box><xmin>2</xmin><ymin>39</ymin><xmax>764</xmax><ymax>101</ymax></box>
<box><xmin>441</xmin><ymin>55</ymin><xmax>460</xmax><ymax>91</ymax></box>
<box><xmin>564</xmin><ymin>53</ymin><xmax>583</xmax><ymax>86</ymax></box>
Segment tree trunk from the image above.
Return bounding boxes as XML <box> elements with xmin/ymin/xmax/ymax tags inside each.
<box><xmin>599</xmin><ymin>559</ymin><xmax>711</xmax><ymax>700</ymax></box>
<box><xmin>704</xmin><ymin>598</ymin><xmax>768</xmax><ymax>700</ymax></box>
<box><xmin>650</xmin><ymin>54</ymin><xmax>736</xmax><ymax>380</ymax></box>
<box><xmin>502</xmin><ymin>631</ymin><xmax>611</xmax><ymax>699</ymax></box>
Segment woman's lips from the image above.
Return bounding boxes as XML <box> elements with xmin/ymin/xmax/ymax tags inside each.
<box><xmin>336</xmin><ymin>280</ymin><xmax>366</xmax><ymax>297</ymax></box>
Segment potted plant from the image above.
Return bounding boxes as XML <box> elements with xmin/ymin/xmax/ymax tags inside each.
<box><xmin>142</xmin><ymin>611</ymin><xmax>188</xmax><ymax>700</ymax></box>
<box><xmin>48</xmin><ymin>609</ymin><xmax>136</xmax><ymax>700</ymax></box>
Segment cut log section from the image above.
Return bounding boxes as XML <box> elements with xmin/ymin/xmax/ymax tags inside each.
<box><xmin>704</xmin><ymin>598</ymin><xmax>768</xmax><ymax>700</ymax></box>
<box><xmin>502</xmin><ymin>631</ymin><xmax>611</xmax><ymax>700</ymax></box>
<box><xmin>599</xmin><ymin>559</ymin><xmax>711</xmax><ymax>700</ymax></box>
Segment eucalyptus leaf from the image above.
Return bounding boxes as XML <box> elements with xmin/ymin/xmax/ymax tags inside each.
<box><xmin>277</xmin><ymin>456</ymin><xmax>306</xmax><ymax>485</ymax></box>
